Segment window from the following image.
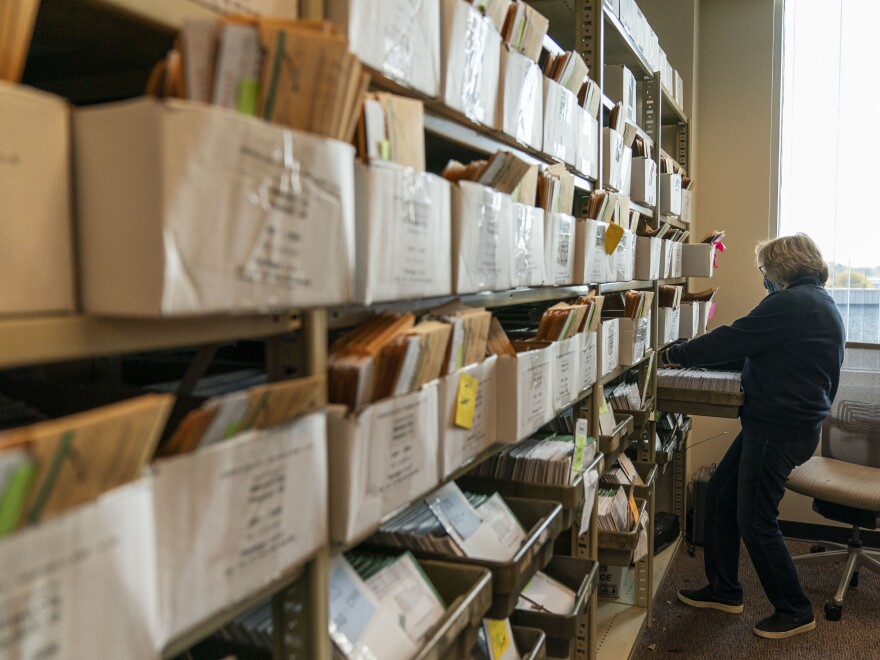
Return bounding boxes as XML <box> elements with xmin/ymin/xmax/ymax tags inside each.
<box><xmin>779</xmin><ymin>0</ymin><xmax>879</xmax><ymax>343</ymax></box>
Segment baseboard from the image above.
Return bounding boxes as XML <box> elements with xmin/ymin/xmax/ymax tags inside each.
<box><xmin>780</xmin><ymin>520</ymin><xmax>880</xmax><ymax>548</ymax></box>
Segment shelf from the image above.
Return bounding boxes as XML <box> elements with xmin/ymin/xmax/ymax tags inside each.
<box><xmin>630</xmin><ymin>201</ymin><xmax>655</xmax><ymax>218</ymax></box>
<box><xmin>660</xmin><ymin>214</ymin><xmax>689</xmax><ymax>230</ymax></box>
<box><xmin>598</xmin><ymin>349</ymin><xmax>654</xmax><ymax>386</ymax></box>
<box><xmin>659</xmin><ymin>277</ymin><xmax>687</xmax><ymax>286</ymax></box>
<box><xmin>602</xmin><ymin>7</ymin><xmax>654</xmax><ymax>80</ymax></box>
<box><xmin>597</xmin><ymin>280</ymin><xmax>655</xmax><ymax>294</ymax></box>
<box><xmin>661</xmin><ymin>87</ymin><xmax>689</xmax><ymax>126</ymax></box>
<box><xmin>90</xmin><ymin>0</ymin><xmax>214</xmax><ymax>30</ymax></box>
<box><xmin>0</xmin><ymin>312</ymin><xmax>302</xmax><ymax>369</ymax></box>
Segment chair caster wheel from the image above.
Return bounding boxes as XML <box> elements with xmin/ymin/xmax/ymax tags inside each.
<box><xmin>850</xmin><ymin>572</ymin><xmax>859</xmax><ymax>588</ymax></box>
<box><xmin>824</xmin><ymin>601</ymin><xmax>843</xmax><ymax>621</ymax></box>
<box><xmin>810</xmin><ymin>545</ymin><xmax>826</xmax><ymax>553</ymax></box>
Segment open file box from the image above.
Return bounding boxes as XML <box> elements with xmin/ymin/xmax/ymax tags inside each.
<box><xmin>328</xmin><ymin>382</ymin><xmax>440</xmax><ymax>544</ymax></box>
<box><xmin>602</xmin><ymin>127</ymin><xmax>625</xmax><ymax>191</ymax></box>
<box><xmin>679</xmin><ymin>302</ymin><xmax>700</xmax><ymax>339</ymax></box>
<box><xmin>441</xmin><ymin>0</ymin><xmax>501</xmax><ymax>125</ymax></box>
<box><xmin>497</xmin><ymin>345</ymin><xmax>556</xmax><ymax>442</ymax></box>
<box><xmin>75</xmin><ymin>98</ymin><xmax>356</xmax><ymax>316</ymax></box>
<box><xmin>574</xmin><ymin>218</ymin><xmax>611</xmax><ymax>284</ymax></box>
<box><xmin>543</xmin><ymin>212</ymin><xmax>576</xmax><ymax>286</ymax></box>
<box><xmin>497</xmin><ymin>45</ymin><xmax>543</xmax><ymax>149</ymax></box>
<box><xmin>355</xmin><ymin>163</ymin><xmax>452</xmax><ymax>303</ymax></box>
<box><xmin>659</xmin><ymin>173</ymin><xmax>682</xmax><ymax>216</ymax></box>
<box><xmin>658</xmin><ymin>306</ymin><xmax>681</xmax><ymax>345</ymax></box>
<box><xmin>613</xmin><ymin>229</ymin><xmax>636</xmax><ymax>281</ymax></box>
<box><xmin>512</xmin><ymin>203</ymin><xmax>546</xmax><ymax>287</ymax></box>
<box><xmin>0</xmin><ymin>82</ymin><xmax>76</xmax><ymax>316</ymax></box>
<box><xmin>328</xmin><ymin>0</ymin><xmax>441</xmax><ymax>97</ymax></box>
<box><xmin>453</xmin><ymin>181</ymin><xmax>515</xmax><ymax>294</ymax></box>
<box><xmin>618</xmin><ymin>314</ymin><xmax>650</xmax><ymax>366</ymax></box>
<box><xmin>543</xmin><ymin>78</ymin><xmax>578</xmax><ymax>166</ymax></box>
<box><xmin>575</xmin><ymin>108</ymin><xmax>599</xmax><ymax>180</ymax></box>
<box><xmin>634</xmin><ymin>236</ymin><xmax>661</xmax><ymax>280</ymax></box>
<box><xmin>681</xmin><ymin>243</ymin><xmax>716</xmax><ymax>277</ymax></box>
<box><xmin>581</xmin><ymin>331</ymin><xmax>599</xmax><ymax>391</ymax></box>
<box><xmin>598</xmin><ymin>319</ymin><xmax>620</xmax><ymax>377</ymax></box>
<box><xmin>630</xmin><ymin>157</ymin><xmax>657</xmax><ymax>207</ymax></box>
<box><xmin>553</xmin><ymin>335</ymin><xmax>585</xmax><ymax>411</ymax></box>
<box><xmin>152</xmin><ymin>414</ymin><xmax>327</xmax><ymax>641</ymax></box>
<box><xmin>439</xmin><ymin>356</ymin><xmax>499</xmax><ymax>479</ymax></box>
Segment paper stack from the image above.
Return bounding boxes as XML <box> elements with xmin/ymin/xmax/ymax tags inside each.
<box><xmin>542</xmin><ymin>50</ymin><xmax>589</xmax><ymax>95</ymax></box>
<box><xmin>606</xmin><ymin>381</ymin><xmax>642</xmax><ymax>411</ymax></box>
<box><xmin>443</xmin><ymin>151</ymin><xmax>538</xmax><ymax>206</ymax></box>
<box><xmin>517</xmin><ymin>570</ymin><xmax>577</xmax><ymax>614</ymax></box>
<box><xmin>657</xmin><ymin>368</ymin><xmax>743</xmax><ymax>394</ymax></box>
<box><xmin>424</xmin><ymin>302</ymin><xmax>494</xmax><ymax>373</ymax></box>
<box><xmin>472</xmin><ymin>435</ymin><xmax>575</xmax><ymax>485</ymax></box>
<box><xmin>597</xmin><ymin>485</ymin><xmax>632</xmax><ymax>532</ymax></box>
<box><xmin>358</xmin><ymin>92</ymin><xmax>426</xmax><ymax>171</ymax></box>
<box><xmin>501</xmin><ymin>1</ymin><xmax>549</xmax><ymax>62</ymax></box>
<box><xmin>536</xmin><ymin>163</ymin><xmax>575</xmax><ymax>215</ymax></box>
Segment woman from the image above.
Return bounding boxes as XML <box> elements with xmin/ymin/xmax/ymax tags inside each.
<box><xmin>660</xmin><ymin>233</ymin><xmax>845</xmax><ymax>639</ymax></box>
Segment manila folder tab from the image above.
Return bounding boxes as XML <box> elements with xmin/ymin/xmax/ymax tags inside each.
<box><xmin>245</xmin><ymin>373</ymin><xmax>327</xmax><ymax>429</ymax></box>
<box><xmin>0</xmin><ymin>394</ymin><xmax>174</xmax><ymax>525</ymax></box>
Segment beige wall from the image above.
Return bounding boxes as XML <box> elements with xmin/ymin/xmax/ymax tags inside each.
<box><xmin>643</xmin><ymin>0</ymin><xmax>831</xmax><ymax>526</ymax></box>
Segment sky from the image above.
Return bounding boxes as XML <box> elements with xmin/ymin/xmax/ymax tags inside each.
<box><xmin>778</xmin><ymin>0</ymin><xmax>880</xmax><ymax>269</ymax></box>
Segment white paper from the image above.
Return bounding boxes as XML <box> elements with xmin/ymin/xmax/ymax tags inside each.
<box><xmin>579</xmin><ymin>469</ymin><xmax>599</xmax><ymax>536</ymax></box>
<box><xmin>0</xmin><ymin>481</ymin><xmax>159</xmax><ymax>659</ymax></box>
<box><xmin>517</xmin><ymin>570</ymin><xmax>576</xmax><ymax>615</ymax></box>
<box><xmin>466</xmin><ymin>493</ymin><xmax>526</xmax><ymax>561</ymax></box>
<box><xmin>329</xmin><ymin>557</ymin><xmax>380</xmax><ymax>649</ymax></box>
<box><xmin>366</xmin><ymin>553</ymin><xmax>445</xmax><ymax>643</ymax></box>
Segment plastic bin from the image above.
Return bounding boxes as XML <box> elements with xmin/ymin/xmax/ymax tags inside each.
<box><xmin>613</xmin><ymin>395</ymin><xmax>654</xmax><ymax>430</ymax></box>
<box><xmin>512</xmin><ymin>556</ymin><xmax>598</xmax><ymax>659</ymax></box>
<box><xmin>631</xmin><ymin>461</ymin><xmax>658</xmax><ymax>501</ymax></box>
<box><xmin>597</xmin><ymin>413</ymin><xmax>634</xmax><ymax>454</ymax></box>
<box><xmin>657</xmin><ymin>387</ymin><xmax>744</xmax><ymax>419</ymax></box>
<box><xmin>597</xmin><ymin>497</ymin><xmax>647</xmax><ymax>566</ymax></box>
<box><xmin>512</xmin><ymin>625</ymin><xmax>548</xmax><ymax>660</ymax></box>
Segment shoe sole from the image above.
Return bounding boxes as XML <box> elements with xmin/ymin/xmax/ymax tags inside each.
<box><xmin>753</xmin><ymin>619</ymin><xmax>816</xmax><ymax>639</ymax></box>
<box><xmin>677</xmin><ymin>592</ymin><xmax>744</xmax><ymax>614</ymax></box>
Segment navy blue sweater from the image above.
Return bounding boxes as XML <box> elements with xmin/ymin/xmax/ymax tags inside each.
<box><xmin>667</xmin><ymin>276</ymin><xmax>845</xmax><ymax>442</ymax></box>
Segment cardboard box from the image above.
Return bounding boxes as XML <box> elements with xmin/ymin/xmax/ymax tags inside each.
<box><xmin>604</xmin><ymin>65</ymin><xmax>637</xmax><ymax>123</ymax></box>
<box><xmin>1</xmin><ymin>82</ymin><xmax>76</xmax><ymax>316</ymax></box>
<box><xmin>681</xmin><ymin>243</ymin><xmax>715</xmax><ymax>278</ymax></box>
<box><xmin>497</xmin><ymin>345</ymin><xmax>555</xmax><ymax>442</ymax></box>
<box><xmin>602</xmin><ymin>127</ymin><xmax>625</xmax><ymax>191</ymax></box>
<box><xmin>598</xmin><ymin>319</ymin><xmax>620</xmax><ymax>377</ymax></box>
<box><xmin>452</xmin><ymin>181</ymin><xmax>514</xmax><ymax>294</ymax></box>
<box><xmin>356</xmin><ymin>163</ymin><xmax>452</xmax><ymax>303</ymax></box>
<box><xmin>574</xmin><ymin>218</ymin><xmax>613</xmax><ymax>284</ymax></box>
<box><xmin>328</xmin><ymin>0</ymin><xmax>441</xmax><ymax>97</ymax></box>
<box><xmin>604</xmin><ymin>0</ymin><xmax>620</xmax><ymax>17</ymax></box>
<box><xmin>75</xmin><ymin>98</ymin><xmax>356</xmax><ymax>316</ymax></box>
<box><xmin>553</xmin><ymin>334</ymin><xmax>583</xmax><ymax>411</ymax></box>
<box><xmin>674</xmin><ymin>70</ymin><xmax>684</xmax><ymax>106</ymax></box>
<box><xmin>575</xmin><ymin>107</ymin><xmax>599</xmax><ymax>180</ymax></box>
<box><xmin>620</xmin><ymin>148</ymin><xmax>633</xmax><ymax>197</ymax></box>
<box><xmin>0</xmin><ymin>481</ymin><xmax>158</xmax><ymax>657</ymax></box>
<box><xmin>630</xmin><ymin>157</ymin><xmax>657</xmax><ymax>207</ymax></box>
<box><xmin>441</xmin><ymin>0</ymin><xmax>501</xmax><ymax>125</ymax></box>
<box><xmin>544</xmin><ymin>212</ymin><xmax>576</xmax><ymax>286</ymax></box>
<box><xmin>598</xmin><ymin>563</ymin><xmax>633</xmax><ymax>599</ymax></box>
<box><xmin>438</xmin><ymin>357</ymin><xmax>498</xmax><ymax>478</ymax></box>
<box><xmin>679</xmin><ymin>302</ymin><xmax>700</xmax><ymax>339</ymax></box>
<box><xmin>680</xmin><ymin>188</ymin><xmax>694</xmax><ymax>224</ymax></box>
<box><xmin>153</xmin><ymin>414</ymin><xmax>327</xmax><ymax>640</ymax></box>
<box><xmin>659</xmin><ymin>172</ymin><xmax>682</xmax><ymax>216</ymax></box>
<box><xmin>671</xmin><ymin>241</ymin><xmax>683</xmax><ymax>277</ymax></box>
<box><xmin>512</xmin><ymin>203</ymin><xmax>546</xmax><ymax>287</ymax></box>
<box><xmin>581</xmin><ymin>331</ymin><xmax>598</xmax><ymax>391</ymax></box>
<box><xmin>696</xmin><ymin>301</ymin><xmax>711</xmax><ymax>337</ymax></box>
<box><xmin>634</xmin><ymin>236</ymin><xmax>660</xmax><ymax>280</ymax></box>
<box><xmin>659</xmin><ymin>239</ymin><xmax>674</xmax><ymax>278</ymax></box>
<box><xmin>618</xmin><ymin>315</ymin><xmax>650</xmax><ymax>366</ymax></box>
<box><xmin>327</xmin><ymin>382</ymin><xmax>440</xmax><ymax>544</ymax></box>
<box><xmin>658</xmin><ymin>306</ymin><xmax>681</xmax><ymax>345</ymax></box>
<box><xmin>613</xmin><ymin>229</ymin><xmax>636</xmax><ymax>281</ymax></box>
<box><xmin>497</xmin><ymin>45</ymin><xmax>543</xmax><ymax>150</ymax></box>
<box><xmin>542</xmin><ymin>77</ymin><xmax>578</xmax><ymax>165</ymax></box>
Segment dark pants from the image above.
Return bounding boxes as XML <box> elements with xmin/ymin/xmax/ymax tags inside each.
<box><xmin>703</xmin><ymin>428</ymin><xmax>818</xmax><ymax>619</ymax></box>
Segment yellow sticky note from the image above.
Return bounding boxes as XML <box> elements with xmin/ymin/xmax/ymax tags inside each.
<box><xmin>628</xmin><ymin>491</ymin><xmax>639</xmax><ymax>526</ymax></box>
<box><xmin>485</xmin><ymin>619</ymin><xmax>512</xmax><ymax>658</ymax></box>
<box><xmin>455</xmin><ymin>373</ymin><xmax>479</xmax><ymax>429</ymax></box>
<box><xmin>604</xmin><ymin>222</ymin><xmax>625</xmax><ymax>255</ymax></box>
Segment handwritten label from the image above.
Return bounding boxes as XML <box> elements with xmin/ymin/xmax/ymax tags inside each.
<box><xmin>455</xmin><ymin>373</ymin><xmax>479</xmax><ymax>429</ymax></box>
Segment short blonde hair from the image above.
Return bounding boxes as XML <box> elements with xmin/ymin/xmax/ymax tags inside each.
<box><xmin>755</xmin><ymin>233</ymin><xmax>829</xmax><ymax>286</ymax></box>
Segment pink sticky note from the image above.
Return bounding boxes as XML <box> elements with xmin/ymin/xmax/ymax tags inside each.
<box><xmin>708</xmin><ymin>303</ymin><xmax>716</xmax><ymax>320</ymax></box>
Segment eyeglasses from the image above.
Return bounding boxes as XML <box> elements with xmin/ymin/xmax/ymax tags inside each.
<box><xmin>758</xmin><ymin>264</ymin><xmax>767</xmax><ymax>276</ymax></box>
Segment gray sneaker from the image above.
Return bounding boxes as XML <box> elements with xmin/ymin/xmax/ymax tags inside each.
<box><xmin>677</xmin><ymin>587</ymin><xmax>744</xmax><ymax>614</ymax></box>
<box><xmin>753</xmin><ymin>613</ymin><xmax>816</xmax><ymax>639</ymax></box>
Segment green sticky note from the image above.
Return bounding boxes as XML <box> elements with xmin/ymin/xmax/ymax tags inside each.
<box><xmin>236</xmin><ymin>79</ymin><xmax>260</xmax><ymax>116</ymax></box>
<box><xmin>599</xmin><ymin>403</ymin><xmax>609</xmax><ymax>414</ymax></box>
<box><xmin>0</xmin><ymin>461</ymin><xmax>35</xmax><ymax>536</ymax></box>
<box><xmin>379</xmin><ymin>139</ymin><xmax>391</xmax><ymax>161</ymax></box>
<box><xmin>573</xmin><ymin>435</ymin><xmax>587</xmax><ymax>472</ymax></box>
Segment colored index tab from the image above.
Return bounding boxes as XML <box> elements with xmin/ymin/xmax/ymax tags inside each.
<box><xmin>573</xmin><ymin>418</ymin><xmax>589</xmax><ymax>471</ymax></box>
<box><xmin>604</xmin><ymin>222</ymin><xmax>625</xmax><ymax>255</ymax></box>
<box><xmin>236</xmin><ymin>79</ymin><xmax>260</xmax><ymax>116</ymax></box>
<box><xmin>455</xmin><ymin>372</ymin><xmax>479</xmax><ymax>429</ymax></box>
<box><xmin>628</xmin><ymin>491</ymin><xmax>639</xmax><ymax>526</ymax></box>
<box><xmin>485</xmin><ymin>618</ymin><xmax>512</xmax><ymax>658</ymax></box>
<box><xmin>379</xmin><ymin>139</ymin><xmax>391</xmax><ymax>161</ymax></box>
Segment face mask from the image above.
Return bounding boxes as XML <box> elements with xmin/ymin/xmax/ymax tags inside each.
<box><xmin>763</xmin><ymin>275</ymin><xmax>779</xmax><ymax>294</ymax></box>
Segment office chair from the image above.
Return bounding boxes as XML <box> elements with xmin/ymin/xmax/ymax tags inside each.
<box><xmin>787</xmin><ymin>343</ymin><xmax>880</xmax><ymax>621</ymax></box>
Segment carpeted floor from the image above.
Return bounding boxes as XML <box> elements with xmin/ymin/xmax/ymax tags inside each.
<box><xmin>633</xmin><ymin>540</ymin><xmax>880</xmax><ymax>659</ymax></box>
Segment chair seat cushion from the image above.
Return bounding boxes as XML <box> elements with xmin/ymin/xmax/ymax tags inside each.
<box><xmin>788</xmin><ymin>457</ymin><xmax>880</xmax><ymax>511</ymax></box>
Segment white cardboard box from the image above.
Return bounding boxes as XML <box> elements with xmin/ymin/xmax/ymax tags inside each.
<box><xmin>602</xmin><ymin>127</ymin><xmax>625</xmax><ymax>191</ymax></box>
<box><xmin>438</xmin><ymin>357</ymin><xmax>499</xmax><ymax>478</ymax></box>
<box><xmin>659</xmin><ymin>172</ymin><xmax>682</xmax><ymax>216</ymax></box>
<box><xmin>598</xmin><ymin>563</ymin><xmax>633</xmax><ymax>599</ymax></box>
<box><xmin>0</xmin><ymin>481</ymin><xmax>159</xmax><ymax>658</ymax></box>
<box><xmin>497</xmin><ymin>345</ymin><xmax>556</xmax><ymax>442</ymax></box>
<box><xmin>356</xmin><ymin>163</ymin><xmax>452</xmax><ymax>303</ymax></box>
<box><xmin>574</xmin><ymin>218</ymin><xmax>613</xmax><ymax>284</ymax></box>
<box><xmin>604</xmin><ymin>0</ymin><xmax>620</xmax><ymax>17</ymax></box>
<box><xmin>542</xmin><ymin>77</ymin><xmax>578</xmax><ymax>165</ymax></box>
<box><xmin>679</xmin><ymin>302</ymin><xmax>700</xmax><ymax>339</ymax></box>
<box><xmin>681</xmin><ymin>188</ymin><xmax>694</xmax><ymax>224</ymax></box>
<box><xmin>671</xmin><ymin>241</ymin><xmax>683</xmax><ymax>277</ymax></box>
<box><xmin>543</xmin><ymin>212</ymin><xmax>576</xmax><ymax>286</ymax></box>
<box><xmin>696</xmin><ymin>301</ymin><xmax>712</xmax><ymax>337</ymax></box>
<box><xmin>658</xmin><ymin>306</ymin><xmax>681</xmax><ymax>345</ymax></box>
<box><xmin>674</xmin><ymin>70</ymin><xmax>684</xmax><ymax>106</ymax></box>
<box><xmin>497</xmin><ymin>45</ymin><xmax>543</xmax><ymax>150</ymax></box>
<box><xmin>613</xmin><ymin>229</ymin><xmax>636</xmax><ymax>282</ymax></box>
<box><xmin>634</xmin><ymin>236</ymin><xmax>660</xmax><ymax>280</ymax></box>
<box><xmin>604</xmin><ymin>65</ymin><xmax>637</xmax><ymax>123</ymax></box>
<box><xmin>620</xmin><ymin>148</ymin><xmax>633</xmax><ymax>197</ymax></box>
<box><xmin>630</xmin><ymin>157</ymin><xmax>657</xmax><ymax>207</ymax></box>
<box><xmin>581</xmin><ymin>331</ymin><xmax>598</xmax><ymax>391</ymax></box>
<box><xmin>452</xmin><ymin>181</ymin><xmax>514</xmax><ymax>294</ymax></box>
<box><xmin>327</xmin><ymin>382</ymin><xmax>440</xmax><ymax>544</ymax></box>
<box><xmin>553</xmin><ymin>334</ymin><xmax>583</xmax><ymax>411</ymax></box>
<box><xmin>681</xmin><ymin>243</ymin><xmax>716</xmax><ymax>278</ymax></box>
<box><xmin>328</xmin><ymin>0</ymin><xmax>441</xmax><ymax>97</ymax></box>
<box><xmin>598</xmin><ymin>318</ymin><xmax>620</xmax><ymax>377</ymax></box>
<box><xmin>512</xmin><ymin>203</ymin><xmax>546</xmax><ymax>287</ymax></box>
<box><xmin>618</xmin><ymin>315</ymin><xmax>650</xmax><ymax>366</ymax></box>
<box><xmin>1</xmin><ymin>82</ymin><xmax>76</xmax><ymax>316</ymax></box>
<box><xmin>575</xmin><ymin>108</ymin><xmax>599</xmax><ymax>180</ymax></box>
<box><xmin>75</xmin><ymin>98</ymin><xmax>356</xmax><ymax>316</ymax></box>
<box><xmin>152</xmin><ymin>414</ymin><xmax>327</xmax><ymax>641</ymax></box>
<box><xmin>659</xmin><ymin>239</ymin><xmax>674</xmax><ymax>278</ymax></box>
<box><xmin>441</xmin><ymin>0</ymin><xmax>501</xmax><ymax>125</ymax></box>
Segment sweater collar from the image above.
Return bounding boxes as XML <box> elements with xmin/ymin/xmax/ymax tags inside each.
<box><xmin>787</xmin><ymin>275</ymin><xmax>824</xmax><ymax>289</ymax></box>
